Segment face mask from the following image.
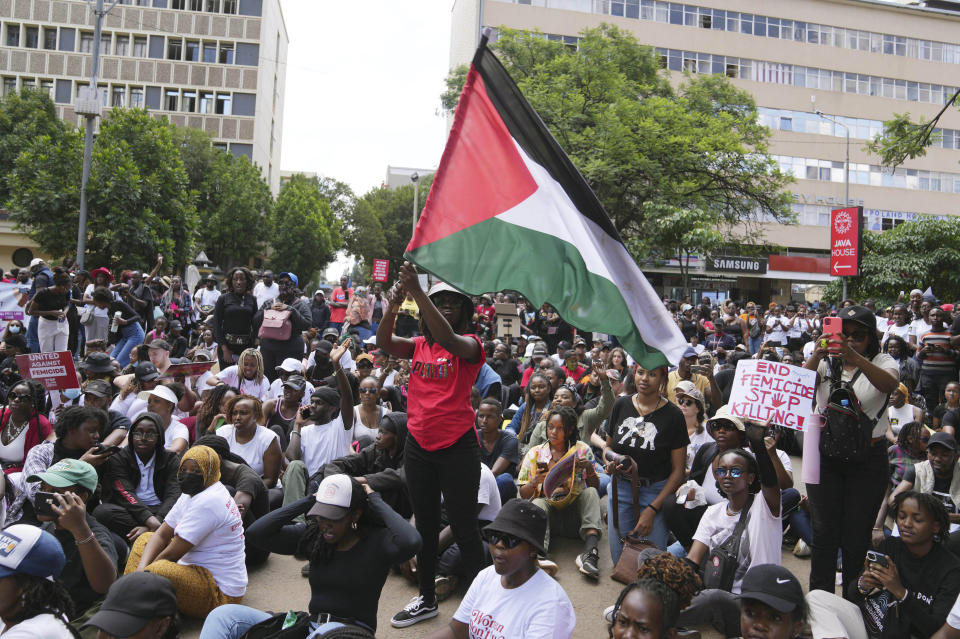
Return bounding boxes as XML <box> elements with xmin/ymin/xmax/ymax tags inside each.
<box><xmin>178</xmin><ymin>471</ymin><xmax>206</xmax><ymax>496</ymax></box>
<box><xmin>7</xmin><ymin>326</ymin><xmax>19</xmax><ymax>334</ymax></box>
<box><xmin>63</xmin><ymin>388</ymin><xmax>81</xmax><ymax>400</ymax></box>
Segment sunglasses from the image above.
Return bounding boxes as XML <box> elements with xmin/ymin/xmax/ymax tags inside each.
<box><xmin>714</xmin><ymin>467</ymin><xmax>744</xmax><ymax>478</ymax></box>
<box><xmin>7</xmin><ymin>393</ymin><xmax>30</xmax><ymax>403</ymax></box>
<box><xmin>710</xmin><ymin>421</ymin><xmax>739</xmax><ymax>432</ymax></box>
<box><xmin>843</xmin><ymin>330</ymin><xmax>870</xmax><ymax>341</ymax></box>
<box><xmin>358</xmin><ymin>388</ymin><xmax>378</xmax><ymax>394</ymax></box>
<box><xmin>677</xmin><ymin>398</ymin><xmax>696</xmax><ymax>407</ymax></box>
<box><xmin>482</xmin><ymin>531</ymin><xmax>524</xmax><ymax>548</ymax></box>
<box><xmin>131</xmin><ymin>431</ymin><xmax>159</xmax><ymax>441</ymax></box>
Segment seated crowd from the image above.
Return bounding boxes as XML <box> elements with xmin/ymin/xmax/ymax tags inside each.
<box><xmin>4</xmin><ymin>261</ymin><xmax>960</xmax><ymax>638</ymax></box>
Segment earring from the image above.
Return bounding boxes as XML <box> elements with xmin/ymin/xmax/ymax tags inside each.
<box><xmin>351</xmin><ymin>521</ymin><xmax>358</xmax><ymax>530</ymax></box>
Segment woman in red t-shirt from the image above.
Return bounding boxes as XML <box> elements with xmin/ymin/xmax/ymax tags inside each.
<box><xmin>376</xmin><ymin>262</ymin><xmax>485</xmax><ymax>628</ymax></box>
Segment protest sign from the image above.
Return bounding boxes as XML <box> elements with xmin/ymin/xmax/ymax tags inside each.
<box><xmin>0</xmin><ymin>282</ymin><xmax>25</xmax><ymax>332</ymax></box>
<box><xmin>160</xmin><ymin>361</ymin><xmax>216</xmax><ymax>379</ymax></box>
<box><xmin>15</xmin><ymin>351</ymin><xmax>79</xmax><ymax>391</ymax></box>
<box><xmin>727</xmin><ymin>359</ymin><xmax>816</xmax><ymax>430</ymax></box>
<box><xmin>371</xmin><ymin>259</ymin><xmax>389</xmax><ymax>282</ymax></box>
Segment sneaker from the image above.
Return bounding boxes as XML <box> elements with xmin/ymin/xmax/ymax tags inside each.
<box><xmin>435</xmin><ymin>575</ymin><xmax>459</xmax><ymax>602</ymax></box>
<box><xmin>390</xmin><ymin>595</ymin><xmax>439</xmax><ymax>628</ymax></box>
<box><xmin>537</xmin><ymin>557</ymin><xmax>559</xmax><ymax>578</ymax></box>
<box><xmin>793</xmin><ymin>539</ymin><xmax>811</xmax><ymax>558</ymax></box>
<box><xmin>603</xmin><ymin>604</ymin><xmax>615</xmax><ymax>623</ymax></box>
<box><xmin>576</xmin><ymin>548</ymin><xmax>600</xmax><ymax>579</ymax></box>
<box><xmin>300</xmin><ymin>562</ymin><xmax>310</xmax><ymax>578</ymax></box>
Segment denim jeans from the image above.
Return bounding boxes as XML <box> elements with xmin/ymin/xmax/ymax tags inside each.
<box><xmin>110</xmin><ymin>322</ymin><xmax>145</xmax><ymax>367</ymax></box>
<box><xmin>749</xmin><ymin>335</ymin><xmax>763</xmax><ymax>356</ymax></box>
<box><xmin>782</xmin><ymin>487</ymin><xmax>812</xmax><ymax>545</ymax></box>
<box><xmin>26</xmin><ymin>316</ymin><xmax>39</xmax><ymax>353</ymax></box>
<box><xmin>494</xmin><ymin>472</ymin><xmax>517</xmax><ymax>504</ymax></box>
<box><xmin>199</xmin><ymin>605</ymin><xmax>344</xmax><ymax>639</ymax></box>
<box><xmin>608</xmin><ymin>477</ymin><xmax>669</xmax><ymax>563</ymax></box>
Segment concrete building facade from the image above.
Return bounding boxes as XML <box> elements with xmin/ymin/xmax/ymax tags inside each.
<box><xmin>450</xmin><ymin>0</ymin><xmax>960</xmax><ymax>304</ymax></box>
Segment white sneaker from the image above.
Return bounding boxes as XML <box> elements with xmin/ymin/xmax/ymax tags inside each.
<box><xmin>537</xmin><ymin>557</ymin><xmax>559</xmax><ymax>578</ymax></box>
<box><xmin>603</xmin><ymin>604</ymin><xmax>615</xmax><ymax>623</ymax></box>
<box><xmin>793</xmin><ymin>539</ymin><xmax>811</xmax><ymax>558</ymax></box>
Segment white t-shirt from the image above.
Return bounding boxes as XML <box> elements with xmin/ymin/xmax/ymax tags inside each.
<box><xmin>352</xmin><ymin>405</ymin><xmax>383</xmax><ymax>444</ymax></box>
<box><xmin>765</xmin><ymin>315</ymin><xmax>787</xmax><ymax>345</ymax></box>
<box><xmin>911</xmin><ymin>318</ymin><xmax>932</xmax><ymax>342</ymax></box>
<box><xmin>882</xmin><ymin>323</ymin><xmax>911</xmax><ymax>345</ymax></box>
<box><xmin>453</xmin><ymin>566</ymin><xmax>575</xmax><ymax>639</ymax></box>
<box><xmin>802</xmin><ymin>340</ymin><xmax>816</xmax><ymax>362</ymax></box>
<box><xmin>476</xmin><ymin>463</ymin><xmax>502</xmax><ymax>522</ymax></box>
<box><xmin>786</xmin><ymin>316</ymin><xmax>808</xmax><ymax>339</ymax></box>
<box><xmin>253</xmin><ymin>281</ymin><xmax>279</xmax><ymax>309</ymax></box>
<box><xmin>946</xmin><ymin>591</ymin><xmax>960</xmax><ymax>629</ymax></box>
<box><xmin>299</xmin><ymin>414</ymin><xmax>355</xmax><ymax>476</ymax></box>
<box><xmin>195</xmin><ymin>287</ymin><xmax>221</xmax><ymax>310</ymax></box>
<box><xmin>692</xmin><ymin>493</ymin><xmax>782</xmax><ymax>594</ymax></box>
<box><xmin>110</xmin><ymin>392</ymin><xmax>138</xmax><ymax>418</ymax></box>
<box><xmin>217</xmin><ymin>366</ymin><xmax>271</xmax><ymax>401</ymax></box>
<box><xmin>816</xmin><ymin>353</ymin><xmax>898</xmax><ymax>438</ymax></box>
<box><xmin>268</xmin><ymin>378</ymin><xmax>314</xmax><ymax>406</ymax></box>
<box><xmin>0</xmin><ymin>613</ymin><xmax>74</xmax><ymax>638</ymax></box>
<box><xmin>164</xmin><ymin>418</ymin><xmax>189</xmax><ymax>451</ymax></box>
<box><xmin>888</xmin><ymin>403</ymin><xmax>916</xmax><ymax>436</ymax></box>
<box><xmin>164</xmin><ymin>482</ymin><xmax>247</xmax><ymax>597</ymax></box>
<box><xmin>216</xmin><ymin>424</ymin><xmax>279</xmax><ymax>477</ymax></box>
<box><xmin>686</xmin><ymin>429</ymin><xmax>714</xmax><ymax>471</ymax></box>
<box><xmin>84</xmin><ymin>283</ymin><xmax>112</xmax><ymax>319</ymax></box>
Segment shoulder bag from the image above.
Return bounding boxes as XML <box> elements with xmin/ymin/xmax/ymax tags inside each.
<box><xmin>239</xmin><ymin>610</ymin><xmax>310</xmax><ymax>639</ymax></box>
<box><xmin>259</xmin><ymin>308</ymin><xmax>292</xmax><ymax>341</ymax></box>
<box><xmin>701</xmin><ymin>494</ymin><xmax>754</xmax><ymax>591</ymax></box>
<box><xmin>610</xmin><ymin>464</ymin><xmax>658</xmax><ymax>583</ymax></box>
<box><xmin>821</xmin><ymin>368</ymin><xmax>888</xmax><ymax>463</ymax></box>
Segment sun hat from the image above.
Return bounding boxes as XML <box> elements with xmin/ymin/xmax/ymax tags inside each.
<box><xmin>481</xmin><ymin>499</ymin><xmax>547</xmax><ymax>555</ymax></box>
<box><xmin>138</xmin><ymin>385</ymin><xmax>178</xmax><ymax>406</ymax></box>
<box><xmin>706</xmin><ymin>405</ymin><xmax>746</xmax><ymax>432</ymax></box>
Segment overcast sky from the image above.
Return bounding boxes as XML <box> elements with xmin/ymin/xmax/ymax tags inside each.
<box><xmin>278</xmin><ymin>1</ymin><xmax>452</xmax><ymax>196</ymax></box>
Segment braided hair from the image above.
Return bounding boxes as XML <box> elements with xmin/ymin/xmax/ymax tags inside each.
<box><xmin>635</xmin><ymin>551</ymin><xmax>702</xmax><ymax>610</ymax></box>
<box><xmin>893</xmin><ymin>490</ymin><xmax>950</xmax><ymax>545</ymax></box>
<box><xmin>11</xmin><ymin>575</ymin><xmax>81</xmax><ymax>638</ymax></box>
<box><xmin>896</xmin><ymin>421</ymin><xmax>924</xmax><ymax>449</ymax></box>
<box><xmin>543</xmin><ymin>405</ymin><xmax>579</xmax><ymax>450</ymax></box>
<box><xmin>607</xmin><ymin>578</ymin><xmax>679</xmax><ymax>639</ymax></box>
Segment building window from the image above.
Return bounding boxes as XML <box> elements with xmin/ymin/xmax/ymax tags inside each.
<box><xmin>99</xmin><ymin>35</ymin><xmax>110</xmax><ymax>55</ymax></box>
<box><xmin>218</xmin><ymin>43</ymin><xmax>233</xmax><ymax>64</ymax></box>
<box><xmin>206</xmin><ymin>0</ymin><xmax>219</xmax><ymax>11</ymax></box>
<box><xmin>24</xmin><ymin>26</ymin><xmax>38</xmax><ymax>49</ymax></box>
<box><xmin>215</xmin><ymin>92</ymin><xmax>230</xmax><ymax>114</ymax></box>
<box><xmin>165</xmin><ymin>89</ymin><xmax>178</xmax><ymax>111</ymax></box>
<box><xmin>172</xmin><ymin>0</ymin><xmax>185</xmax><ymax>8</ymax></box>
<box><xmin>185</xmin><ymin>40</ymin><xmax>200</xmax><ymax>62</ymax></box>
<box><xmin>182</xmin><ymin>90</ymin><xmax>196</xmax><ymax>111</ymax></box>
<box><xmin>43</xmin><ymin>27</ymin><xmax>57</xmax><ymax>50</ymax></box>
<box><xmin>190</xmin><ymin>0</ymin><xmax>202</xmax><ymax>10</ymax></box>
<box><xmin>223</xmin><ymin>0</ymin><xmax>237</xmax><ymax>14</ymax></box>
<box><xmin>167</xmin><ymin>38</ymin><xmax>182</xmax><ymax>60</ymax></box>
<box><xmin>21</xmin><ymin>79</ymin><xmax>35</xmax><ymax>90</ymax></box>
<box><xmin>111</xmin><ymin>86</ymin><xmax>124</xmax><ymax>107</ymax></box>
<box><xmin>203</xmin><ymin>42</ymin><xmax>216</xmax><ymax>63</ymax></box>
<box><xmin>40</xmin><ymin>80</ymin><xmax>53</xmax><ymax>99</ymax></box>
<box><xmin>199</xmin><ymin>91</ymin><xmax>214</xmax><ymax>113</ymax></box>
<box><xmin>133</xmin><ymin>36</ymin><xmax>146</xmax><ymax>57</ymax></box>
<box><xmin>80</xmin><ymin>32</ymin><xmax>93</xmax><ymax>53</ymax></box>
<box><xmin>6</xmin><ymin>24</ymin><xmax>19</xmax><ymax>47</ymax></box>
<box><xmin>2</xmin><ymin>77</ymin><xmax>16</xmax><ymax>96</ymax></box>
<box><xmin>130</xmin><ymin>87</ymin><xmax>143</xmax><ymax>108</ymax></box>
<box><xmin>116</xmin><ymin>35</ymin><xmax>129</xmax><ymax>56</ymax></box>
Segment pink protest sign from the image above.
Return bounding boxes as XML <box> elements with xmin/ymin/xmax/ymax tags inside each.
<box><xmin>15</xmin><ymin>351</ymin><xmax>79</xmax><ymax>391</ymax></box>
<box><xmin>727</xmin><ymin>359</ymin><xmax>817</xmax><ymax>430</ymax></box>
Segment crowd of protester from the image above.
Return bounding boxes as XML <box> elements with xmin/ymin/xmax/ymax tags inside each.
<box><xmin>5</xmin><ymin>256</ymin><xmax>960</xmax><ymax>638</ymax></box>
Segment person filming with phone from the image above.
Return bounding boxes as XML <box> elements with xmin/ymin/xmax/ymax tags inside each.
<box><xmin>667</xmin><ymin>347</ymin><xmax>721</xmax><ymax>412</ymax></box>
<box><xmin>805</xmin><ymin>305</ymin><xmax>899</xmax><ymax>597</ymax></box>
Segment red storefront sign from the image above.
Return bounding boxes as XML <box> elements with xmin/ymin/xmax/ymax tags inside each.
<box><xmin>371</xmin><ymin>259</ymin><xmax>389</xmax><ymax>282</ymax></box>
<box><xmin>830</xmin><ymin>207</ymin><xmax>863</xmax><ymax>277</ymax></box>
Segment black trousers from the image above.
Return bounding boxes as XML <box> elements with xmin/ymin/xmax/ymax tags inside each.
<box><xmin>806</xmin><ymin>442</ymin><xmax>888</xmax><ymax>596</ymax></box>
<box><xmin>404</xmin><ymin>429</ymin><xmax>482</xmax><ymax>603</ymax></box>
<box><xmin>662</xmin><ymin>498</ymin><xmax>707</xmax><ymax>549</ymax></box>
<box><xmin>93</xmin><ymin>502</ymin><xmax>165</xmax><ymax>539</ymax></box>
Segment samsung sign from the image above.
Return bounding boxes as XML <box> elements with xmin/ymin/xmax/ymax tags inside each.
<box><xmin>707</xmin><ymin>257</ymin><xmax>768</xmax><ymax>274</ymax></box>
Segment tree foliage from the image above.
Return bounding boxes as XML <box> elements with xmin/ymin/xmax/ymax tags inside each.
<box><xmin>867</xmin><ymin>87</ymin><xmax>960</xmax><ymax>168</ymax></box>
<box><xmin>442</xmin><ymin>26</ymin><xmax>794</xmax><ymax>294</ymax></box>
<box><xmin>822</xmin><ymin>218</ymin><xmax>960</xmax><ymax>305</ymax></box>
<box><xmin>0</xmin><ymin>89</ymin><xmax>66</xmax><ymax>206</ymax></box>
<box><xmin>267</xmin><ymin>174</ymin><xmax>340</xmax><ymax>284</ymax></box>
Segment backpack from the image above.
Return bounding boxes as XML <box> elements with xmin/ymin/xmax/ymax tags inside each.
<box><xmin>820</xmin><ymin>369</ymin><xmax>888</xmax><ymax>463</ymax></box>
<box><xmin>259</xmin><ymin>308</ymin><xmax>292</xmax><ymax>341</ymax></box>
<box><xmin>701</xmin><ymin>494</ymin><xmax>754</xmax><ymax>591</ymax></box>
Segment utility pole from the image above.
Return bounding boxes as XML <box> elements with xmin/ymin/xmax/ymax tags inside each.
<box><xmin>74</xmin><ymin>0</ymin><xmax>119</xmax><ymax>270</ymax></box>
<box><xmin>815</xmin><ymin>108</ymin><xmax>851</xmax><ymax>301</ymax></box>
<box><xmin>410</xmin><ymin>172</ymin><xmax>420</xmax><ymax>236</ymax></box>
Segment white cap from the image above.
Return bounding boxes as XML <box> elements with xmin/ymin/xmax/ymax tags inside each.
<box><xmin>138</xmin><ymin>385</ymin><xmax>178</xmax><ymax>406</ymax></box>
<box><xmin>29</xmin><ymin>258</ymin><xmax>44</xmax><ymax>268</ymax></box>
<box><xmin>307</xmin><ymin>474</ymin><xmax>354</xmax><ymax>520</ymax></box>
<box><xmin>276</xmin><ymin>358</ymin><xmax>301</xmax><ymax>373</ymax></box>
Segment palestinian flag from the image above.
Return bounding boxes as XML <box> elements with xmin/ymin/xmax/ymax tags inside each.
<box><xmin>405</xmin><ymin>34</ymin><xmax>687</xmax><ymax>369</ymax></box>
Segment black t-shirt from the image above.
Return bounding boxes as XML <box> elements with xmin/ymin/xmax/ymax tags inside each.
<box><xmin>45</xmin><ymin>514</ymin><xmax>119</xmax><ymax>614</ymax></box>
<box><xmin>479</xmin><ymin>428</ymin><xmax>521</xmax><ymax>477</ymax></box>
<box><xmin>489</xmin><ymin>358</ymin><xmax>522</xmax><ymax>387</ymax></box>
<box><xmin>607</xmin><ymin>396</ymin><xmax>689</xmax><ymax>481</ymax></box>
<box><xmin>32</xmin><ymin>287</ymin><xmax>68</xmax><ymax>312</ymax></box>
<box><xmin>951</xmin><ymin>313</ymin><xmax>960</xmax><ymax>336</ymax></box>
<box><xmin>168</xmin><ymin>335</ymin><xmax>188</xmax><ymax>359</ymax></box>
<box><xmin>944</xmin><ymin>408</ymin><xmax>960</xmax><ymax>433</ymax></box>
<box><xmin>107</xmin><ymin>299</ymin><xmax>140</xmax><ymax>323</ymax></box>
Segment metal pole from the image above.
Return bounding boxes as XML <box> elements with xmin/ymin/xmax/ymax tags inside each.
<box><xmin>77</xmin><ymin>0</ymin><xmax>117</xmax><ymax>270</ymax></box>
<box><xmin>410</xmin><ymin>172</ymin><xmax>420</xmax><ymax>236</ymax></box>
<box><xmin>815</xmin><ymin>110</ymin><xmax>851</xmax><ymax>301</ymax></box>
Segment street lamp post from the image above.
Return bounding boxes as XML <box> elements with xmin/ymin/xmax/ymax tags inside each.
<box><xmin>410</xmin><ymin>171</ymin><xmax>420</xmax><ymax>236</ymax></box>
<box><xmin>75</xmin><ymin>0</ymin><xmax>119</xmax><ymax>270</ymax></box>
<box><xmin>815</xmin><ymin>109</ymin><xmax>850</xmax><ymax>301</ymax></box>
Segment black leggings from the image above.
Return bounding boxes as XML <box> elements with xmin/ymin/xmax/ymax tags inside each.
<box><xmin>404</xmin><ymin>429</ymin><xmax>483</xmax><ymax>603</ymax></box>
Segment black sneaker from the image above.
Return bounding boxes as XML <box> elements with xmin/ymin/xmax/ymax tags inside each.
<box><xmin>390</xmin><ymin>595</ymin><xmax>439</xmax><ymax>628</ymax></box>
<box><xmin>576</xmin><ymin>548</ymin><xmax>600</xmax><ymax>579</ymax></box>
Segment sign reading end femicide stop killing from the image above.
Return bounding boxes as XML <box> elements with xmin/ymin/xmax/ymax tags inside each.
<box><xmin>727</xmin><ymin>359</ymin><xmax>817</xmax><ymax>430</ymax></box>
<box><xmin>15</xmin><ymin>352</ymin><xmax>79</xmax><ymax>391</ymax></box>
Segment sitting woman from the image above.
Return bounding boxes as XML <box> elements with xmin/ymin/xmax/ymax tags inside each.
<box><xmin>94</xmin><ymin>413</ymin><xmax>181</xmax><ymax>543</ymax></box>
<box><xmin>676</xmin><ymin>424</ymin><xmax>782</xmax><ymax>638</ymax></box>
<box><xmin>524</xmin><ymin>359</ymin><xmax>615</xmax><ymax>452</ymax></box>
<box><xmin>517</xmin><ymin>406</ymin><xmax>602</xmax><ymax>580</ymax></box>
<box><xmin>887</xmin><ymin>420</ymin><xmax>929</xmax><ymax>488</ymax></box>
<box><xmin>194</xmin><ymin>384</ymin><xmax>239</xmax><ymax>437</ymax></box>
<box><xmin>507</xmin><ymin>372</ymin><xmax>552</xmax><ymax>446</ymax></box>
<box><xmin>206</xmin><ymin>348</ymin><xmax>270</xmax><ymax>401</ymax></box>
<box><xmin>807</xmin><ymin>491</ymin><xmax>960</xmax><ymax>639</ymax></box>
<box><xmin>198</xmin><ymin>474</ymin><xmax>421</xmax><ymax>638</ymax></box>
<box><xmin>126</xmin><ymin>445</ymin><xmax>247</xmax><ymax>618</ymax></box>
<box><xmin>0</xmin><ymin>379</ymin><xmax>53</xmax><ymax>484</ymax></box>
<box><xmin>886</xmin><ymin>383</ymin><xmax>927</xmax><ymax>443</ymax></box>
<box><xmin>214</xmin><ymin>395</ymin><xmax>282</xmax><ymax>493</ymax></box>
<box><xmin>422</xmin><ymin>499</ymin><xmax>575</xmax><ymax>639</ymax></box>
<box><xmin>353</xmin><ymin>375</ymin><xmax>387</xmax><ymax>449</ymax></box>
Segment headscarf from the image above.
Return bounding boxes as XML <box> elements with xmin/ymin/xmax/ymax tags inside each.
<box><xmin>379</xmin><ymin>412</ymin><xmax>409</xmax><ymax>461</ymax></box>
<box><xmin>180</xmin><ymin>445</ymin><xmax>221</xmax><ymax>487</ymax></box>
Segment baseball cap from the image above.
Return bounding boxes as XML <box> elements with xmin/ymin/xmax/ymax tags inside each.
<box><xmin>928</xmin><ymin>431</ymin><xmax>957</xmax><ymax>451</ymax></box>
<box><xmin>139</xmin><ymin>385</ymin><xmax>178</xmax><ymax>406</ymax></box>
<box><xmin>557</xmin><ymin>340</ymin><xmax>571</xmax><ymax>350</ymax></box>
<box><xmin>355</xmin><ymin>353</ymin><xmax>374</xmax><ymax>366</ymax></box>
<box><xmin>148</xmin><ymin>339</ymin><xmax>171</xmax><ymax>351</ymax></box>
<box><xmin>134</xmin><ymin>362</ymin><xmax>160</xmax><ymax>382</ymax></box>
<box><xmin>682</xmin><ymin>346</ymin><xmax>698</xmax><ymax>359</ymax></box>
<box><xmin>482</xmin><ymin>499</ymin><xmax>547</xmax><ymax>556</ymax></box>
<box><xmin>314</xmin><ymin>289</ymin><xmax>325</xmax><ymax>297</ymax></box>
<box><xmin>322</xmin><ymin>328</ymin><xmax>340</xmax><ymax>340</ymax></box>
<box><xmin>83</xmin><ymin>572</ymin><xmax>177</xmax><ymax>636</ymax></box>
<box><xmin>738</xmin><ymin>564</ymin><xmax>804</xmax><ymax>613</ymax></box>
<box><xmin>282</xmin><ymin>375</ymin><xmax>307</xmax><ymax>392</ymax></box>
<box><xmin>0</xmin><ymin>524</ymin><xmax>65</xmax><ymax>580</ymax></box>
<box><xmin>573</xmin><ymin>337</ymin><xmax>587</xmax><ymax>346</ymax></box>
<box><xmin>27</xmin><ymin>458</ymin><xmax>99</xmax><ymax>493</ymax></box>
<box><xmin>426</xmin><ymin>281</ymin><xmax>469</xmax><ymax>303</ymax></box>
<box><xmin>167</xmin><ymin>320</ymin><xmax>182</xmax><ymax>331</ymax></box>
<box><xmin>531</xmin><ymin>343</ymin><xmax>548</xmax><ymax>357</ymax></box>
<box><xmin>83</xmin><ymin>379</ymin><xmax>113</xmax><ymax>398</ymax></box>
<box><xmin>838</xmin><ymin>305</ymin><xmax>877</xmax><ymax>330</ymax></box>
<box><xmin>706</xmin><ymin>405</ymin><xmax>746</xmax><ymax>432</ymax></box>
<box><xmin>674</xmin><ymin>380</ymin><xmax>704</xmax><ymax>410</ymax></box>
<box><xmin>314</xmin><ymin>340</ymin><xmax>333</xmax><ymax>354</ymax></box>
<box><xmin>275</xmin><ymin>358</ymin><xmax>301</xmax><ymax>374</ymax></box>
<box><xmin>278</xmin><ymin>272</ymin><xmax>299</xmax><ymax>286</ymax></box>
<box><xmin>28</xmin><ymin>258</ymin><xmax>44</xmax><ymax>268</ymax></box>
<box><xmin>79</xmin><ymin>351</ymin><xmax>115</xmax><ymax>373</ymax></box>
<box><xmin>308</xmin><ymin>474</ymin><xmax>354</xmax><ymax>519</ymax></box>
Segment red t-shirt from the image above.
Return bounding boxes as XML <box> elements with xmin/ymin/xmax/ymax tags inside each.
<box><xmin>329</xmin><ymin>287</ymin><xmax>353</xmax><ymax>323</ymax></box>
<box><xmin>406</xmin><ymin>335</ymin><xmax>486</xmax><ymax>451</ymax></box>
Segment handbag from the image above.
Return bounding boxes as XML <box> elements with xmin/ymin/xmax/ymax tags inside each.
<box><xmin>259</xmin><ymin>309</ymin><xmax>292</xmax><ymax>341</ymax></box>
<box><xmin>79</xmin><ymin>304</ymin><xmax>95</xmax><ymax>326</ymax></box>
<box><xmin>701</xmin><ymin>494</ymin><xmax>754</xmax><ymax>591</ymax></box>
<box><xmin>821</xmin><ymin>369</ymin><xmax>888</xmax><ymax>463</ymax></box>
<box><xmin>610</xmin><ymin>465</ymin><xmax>658</xmax><ymax>583</ymax></box>
<box><xmin>541</xmin><ymin>448</ymin><xmax>579</xmax><ymax>510</ymax></box>
<box><xmin>239</xmin><ymin>610</ymin><xmax>311</xmax><ymax>639</ymax></box>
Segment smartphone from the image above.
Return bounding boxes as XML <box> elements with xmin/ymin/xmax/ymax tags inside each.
<box><xmin>866</xmin><ymin>550</ymin><xmax>889</xmax><ymax>569</ymax></box>
<box><xmin>823</xmin><ymin>317</ymin><xmax>843</xmax><ymax>354</ymax></box>
<box><xmin>94</xmin><ymin>444</ymin><xmax>120</xmax><ymax>455</ymax></box>
<box><xmin>34</xmin><ymin>491</ymin><xmax>59</xmax><ymax>518</ymax></box>
<box><xmin>299</xmin><ymin>406</ymin><xmax>311</xmax><ymax>420</ymax></box>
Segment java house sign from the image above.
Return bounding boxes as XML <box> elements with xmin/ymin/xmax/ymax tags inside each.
<box><xmin>707</xmin><ymin>256</ymin><xmax>768</xmax><ymax>274</ymax></box>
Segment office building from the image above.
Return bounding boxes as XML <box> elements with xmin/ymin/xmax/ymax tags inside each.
<box><xmin>450</xmin><ymin>0</ymin><xmax>960</xmax><ymax>303</ymax></box>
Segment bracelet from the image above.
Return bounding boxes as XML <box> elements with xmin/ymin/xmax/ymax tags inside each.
<box><xmin>899</xmin><ymin>589</ymin><xmax>909</xmax><ymax>603</ymax></box>
<box><xmin>75</xmin><ymin>532</ymin><xmax>96</xmax><ymax>545</ymax></box>
<box><xmin>872</xmin><ymin>527</ymin><xmax>881</xmax><ymax>531</ymax></box>
<box><xmin>647</xmin><ymin>503</ymin><xmax>660</xmax><ymax>514</ymax></box>
<box><xmin>290</xmin><ymin>431</ymin><xmax>301</xmax><ymax>437</ymax></box>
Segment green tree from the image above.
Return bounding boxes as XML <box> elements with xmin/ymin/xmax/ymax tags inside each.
<box><xmin>0</xmin><ymin>89</ymin><xmax>66</xmax><ymax>206</ymax></box>
<box><xmin>8</xmin><ymin>108</ymin><xmax>197</xmax><ymax>270</ymax></box>
<box><xmin>443</xmin><ymin>26</ymin><xmax>794</xmax><ymax>295</ymax></box>
<box><xmin>822</xmin><ymin>217</ymin><xmax>960</xmax><ymax>304</ymax></box>
<box><xmin>267</xmin><ymin>174</ymin><xmax>340</xmax><ymax>283</ymax></box>
<box><xmin>867</xmin><ymin>88</ymin><xmax>960</xmax><ymax>167</ymax></box>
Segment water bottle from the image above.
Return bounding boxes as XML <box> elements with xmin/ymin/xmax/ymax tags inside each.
<box><xmin>840</xmin><ymin>399</ymin><xmax>849</xmax><ymax>408</ymax></box>
<box><xmin>110</xmin><ymin>310</ymin><xmax>122</xmax><ymax>333</ymax></box>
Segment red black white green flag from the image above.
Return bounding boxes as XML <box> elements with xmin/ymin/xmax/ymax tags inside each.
<box><xmin>404</xmin><ymin>34</ymin><xmax>687</xmax><ymax>369</ymax></box>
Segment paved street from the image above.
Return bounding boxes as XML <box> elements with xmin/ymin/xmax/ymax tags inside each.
<box><xmin>182</xmin><ymin>455</ymin><xmax>812</xmax><ymax>638</ymax></box>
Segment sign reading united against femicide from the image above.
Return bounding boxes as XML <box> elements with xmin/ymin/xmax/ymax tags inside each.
<box><xmin>371</xmin><ymin>259</ymin><xmax>390</xmax><ymax>282</ymax></box>
<box><xmin>727</xmin><ymin>359</ymin><xmax>817</xmax><ymax>430</ymax></box>
<box><xmin>15</xmin><ymin>351</ymin><xmax>79</xmax><ymax>391</ymax></box>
